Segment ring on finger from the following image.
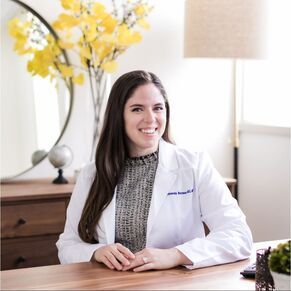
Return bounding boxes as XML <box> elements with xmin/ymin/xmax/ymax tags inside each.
<box><xmin>142</xmin><ymin>256</ymin><xmax>150</xmax><ymax>264</ymax></box>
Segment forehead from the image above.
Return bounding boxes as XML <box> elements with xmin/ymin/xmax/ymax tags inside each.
<box><xmin>125</xmin><ymin>83</ymin><xmax>164</xmax><ymax>106</ymax></box>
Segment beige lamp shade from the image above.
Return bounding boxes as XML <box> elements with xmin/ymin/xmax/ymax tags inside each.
<box><xmin>184</xmin><ymin>0</ymin><xmax>268</xmax><ymax>59</ymax></box>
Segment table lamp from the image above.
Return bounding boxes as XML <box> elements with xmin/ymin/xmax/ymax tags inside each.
<box><xmin>184</xmin><ymin>0</ymin><xmax>268</xmax><ymax>199</ymax></box>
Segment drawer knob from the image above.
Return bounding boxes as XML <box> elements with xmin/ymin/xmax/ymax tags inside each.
<box><xmin>17</xmin><ymin>218</ymin><xmax>26</xmax><ymax>225</ymax></box>
<box><xmin>16</xmin><ymin>256</ymin><xmax>27</xmax><ymax>264</ymax></box>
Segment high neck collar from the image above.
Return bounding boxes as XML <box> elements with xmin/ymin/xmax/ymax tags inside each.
<box><xmin>125</xmin><ymin>150</ymin><xmax>158</xmax><ymax>166</ymax></box>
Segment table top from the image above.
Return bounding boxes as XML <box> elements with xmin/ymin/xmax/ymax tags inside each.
<box><xmin>0</xmin><ymin>178</ymin><xmax>75</xmax><ymax>202</ymax></box>
<box><xmin>1</xmin><ymin>240</ymin><xmax>286</xmax><ymax>290</ymax></box>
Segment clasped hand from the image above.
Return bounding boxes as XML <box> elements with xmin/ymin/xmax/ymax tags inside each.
<box><xmin>93</xmin><ymin>243</ymin><xmax>188</xmax><ymax>272</ymax></box>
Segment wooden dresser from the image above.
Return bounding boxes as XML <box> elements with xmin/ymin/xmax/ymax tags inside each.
<box><xmin>1</xmin><ymin>179</ymin><xmax>75</xmax><ymax>271</ymax></box>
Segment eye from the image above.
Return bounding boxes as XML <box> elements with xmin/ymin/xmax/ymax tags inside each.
<box><xmin>131</xmin><ymin>107</ymin><xmax>142</xmax><ymax>112</ymax></box>
<box><xmin>154</xmin><ymin>106</ymin><xmax>164</xmax><ymax>112</ymax></box>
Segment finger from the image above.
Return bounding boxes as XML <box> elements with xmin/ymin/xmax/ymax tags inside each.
<box><xmin>112</xmin><ymin>249</ymin><xmax>131</xmax><ymax>267</ymax></box>
<box><xmin>133</xmin><ymin>262</ymin><xmax>155</xmax><ymax>272</ymax></box>
<box><xmin>116</xmin><ymin>244</ymin><xmax>135</xmax><ymax>259</ymax></box>
<box><xmin>121</xmin><ymin>260</ymin><xmax>138</xmax><ymax>271</ymax></box>
<box><xmin>122</xmin><ymin>256</ymin><xmax>145</xmax><ymax>271</ymax></box>
<box><xmin>105</xmin><ymin>253</ymin><xmax>123</xmax><ymax>271</ymax></box>
<box><xmin>102</xmin><ymin>256</ymin><xmax>115</xmax><ymax>270</ymax></box>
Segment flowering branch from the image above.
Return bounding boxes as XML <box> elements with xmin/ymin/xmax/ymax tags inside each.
<box><xmin>8</xmin><ymin>0</ymin><xmax>153</xmax><ymax>160</ymax></box>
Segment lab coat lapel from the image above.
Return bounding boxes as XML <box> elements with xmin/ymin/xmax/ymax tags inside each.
<box><xmin>99</xmin><ymin>140</ymin><xmax>178</xmax><ymax>244</ymax></box>
<box><xmin>147</xmin><ymin>140</ymin><xmax>178</xmax><ymax>238</ymax></box>
<box><xmin>99</xmin><ymin>189</ymin><xmax>116</xmax><ymax>244</ymax></box>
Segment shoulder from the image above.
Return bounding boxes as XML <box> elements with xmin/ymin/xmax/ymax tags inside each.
<box><xmin>69</xmin><ymin>162</ymin><xmax>96</xmax><ymax>206</ymax></box>
<box><xmin>77</xmin><ymin>162</ymin><xmax>96</xmax><ymax>185</ymax></box>
<box><xmin>160</xmin><ymin>139</ymin><xmax>211</xmax><ymax>169</ymax></box>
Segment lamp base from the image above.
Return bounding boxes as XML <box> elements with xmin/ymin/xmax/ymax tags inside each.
<box><xmin>52</xmin><ymin>169</ymin><xmax>68</xmax><ymax>184</ymax></box>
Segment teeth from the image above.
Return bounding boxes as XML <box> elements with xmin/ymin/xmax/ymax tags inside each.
<box><xmin>141</xmin><ymin>128</ymin><xmax>155</xmax><ymax>134</ymax></box>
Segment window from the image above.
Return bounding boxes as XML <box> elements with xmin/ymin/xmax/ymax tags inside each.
<box><xmin>241</xmin><ymin>0</ymin><xmax>291</xmax><ymax>128</ymax></box>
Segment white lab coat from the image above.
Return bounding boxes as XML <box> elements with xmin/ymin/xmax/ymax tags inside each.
<box><xmin>56</xmin><ymin>139</ymin><xmax>253</xmax><ymax>269</ymax></box>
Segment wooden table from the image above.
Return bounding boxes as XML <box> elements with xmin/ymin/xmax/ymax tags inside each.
<box><xmin>1</xmin><ymin>240</ymin><xmax>285</xmax><ymax>290</ymax></box>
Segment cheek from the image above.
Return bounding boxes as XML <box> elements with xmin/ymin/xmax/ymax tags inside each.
<box><xmin>125</xmin><ymin>114</ymin><xmax>137</xmax><ymax>126</ymax></box>
<box><xmin>124</xmin><ymin>114</ymin><xmax>138</xmax><ymax>136</ymax></box>
<box><xmin>159</xmin><ymin>113</ymin><xmax>167</xmax><ymax>127</ymax></box>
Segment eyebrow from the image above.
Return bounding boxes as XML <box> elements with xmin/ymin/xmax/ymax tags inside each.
<box><xmin>129</xmin><ymin>103</ymin><xmax>165</xmax><ymax>108</ymax></box>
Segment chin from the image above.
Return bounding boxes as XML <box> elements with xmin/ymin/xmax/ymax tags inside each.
<box><xmin>142</xmin><ymin>140</ymin><xmax>159</xmax><ymax>151</ymax></box>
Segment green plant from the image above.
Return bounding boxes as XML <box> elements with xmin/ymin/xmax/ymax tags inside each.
<box><xmin>268</xmin><ymin>240</ymin><xmax>291</xmax><ymax>275</ymax></box>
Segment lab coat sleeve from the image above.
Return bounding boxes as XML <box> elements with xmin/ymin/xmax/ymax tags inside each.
<box><xmin>56</xmin><ymin>163</ymin><xmax>105</xmax><ymax>264</ymax></box>
<box><xmin>175</xmin><ymin>152</ymin><xmax>253</xmax><ymax>269</ymax></box>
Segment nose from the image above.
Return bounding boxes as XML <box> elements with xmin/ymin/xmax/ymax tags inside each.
<box><xmin>144</xmin><ymin>109</ymin><xmax>155</xmax><ymax>123</ymax></box>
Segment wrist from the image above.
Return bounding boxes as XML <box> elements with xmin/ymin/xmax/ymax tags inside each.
<box><xmin>92</xmin><ymin>248</ymin><xmax>101</xmax><ymax>262</ymax></box>
<box><xmin>170</xmin><ymin>248</ymin><xmax>192</xmax><ymax>266</ymax></box>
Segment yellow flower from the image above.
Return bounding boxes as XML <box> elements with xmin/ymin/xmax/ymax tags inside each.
<box><xmin>101</xmin><ymin>60</ymin><xmax>118</xmax><ymax>73</ymax></box>
<box><xmin>13</xmin><ymin>39</ymin><xmax>27</xmax><ymax>54</ymax></box>
<box><xmin>91</xmin><ymin>39</ymin><xmax>114</xmax><ymax>63</ymax></box>
<box><xmin>8</xmin><ymin>18</ymin><xmax>20</xmax><ymax>37</ymax></box>
<box><xmin>102</xmin><ymin>15</ymin><xmax>118</xmax><ymax>34</ymax></box>
<box><xmin>61</xmin><ymin>0</ymin><xmax>81</xmax><ymax>14</ymax></box>
<box><xmin>99</xmin><ymin>34</ymin><xmax>116</xmax><ymax>44</ymax></box>
<box><xmin>91</xmin><ymin>2</ymin><xmax>106</xmax><ymax>19</ymax></box>
<box><xmin>61</xmin><ymin>0</ymin><xmax>74</xmax><ymax>10</ymax></box>
<box><xmin>81</xmin><ymin>15</ymin><xmax>97</xmax><ymax>42</ymax></box>
<box><xmin>134</xmin><ymin>4</ymin><xmax>149</xmax><ymax>16</ymax></box>
<box><xmin>52</xmin><ymin>13</ymin><xmax>79</xmax><ymax>30</ymax></box>
<box><xmin>46</xmin><ymin>34</ymin><xmax>62</xmax><ymax>56</ymax></box>
<box><xmin>58</xmin><ymin>39</ymin><xmax>74</xmax><ymax>49</ymax></box>
<box><xmin>117</xmin><ymin>24</ymin><xmax>142</xmax><ymax>46</ymax></box>
<box><xmin>8</xmin><ymin>0</ymin><xmax>153</xmax><ymax>88</ymax></box>
<box><xmin>52</xmin><ymin>20</ymin><xmax>63</xmax><ymax>30</ymax></box>
<box><xmin>137</xmin><ymin>18</ymin><xmax>150</xmax><ymax>29</ymax></box>
<box><xmin>72</xmin><ymin>73</ymin><xmax>84</xmax><ymax>84</ymax></box>
<box><xmin>59</xmin><ymin>64</ymin><xmax>74</xmax><ymax>77</ymax></box>
<box><xmin>27</xmin><ymin>47</ymin><xmax>54</xmax><ymax>78</ymax></box>
<box><xmin>80</xmin><ymin>46</ymin><xmax>92</xmax><ymax>60</ymax></box>
<box><xmin>8</xmin><ymin>18</ymin><xmax>31</xmax><ymax>54</ymax></box>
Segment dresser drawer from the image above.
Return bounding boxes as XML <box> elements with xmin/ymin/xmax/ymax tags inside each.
<box><xmin>1</xmin><ymin>200</ymin><xmax>67</xmax><ymax>238</ymax></box>
<box><xmin>1</xmin><ymin>235</ymin><xmax>60</xmax><ymax>270</ymax></box>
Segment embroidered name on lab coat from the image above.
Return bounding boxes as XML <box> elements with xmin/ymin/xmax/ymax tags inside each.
<box><xmin>167</xmin><ymin>188</ymin><xmax>194</xmax><ymax>196</ymax></box>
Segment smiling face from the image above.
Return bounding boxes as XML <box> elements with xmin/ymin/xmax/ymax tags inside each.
<box><xmin>123</xmin><ymin>83</ymin><xmax>167</xmax><ymax>157</ymax></box>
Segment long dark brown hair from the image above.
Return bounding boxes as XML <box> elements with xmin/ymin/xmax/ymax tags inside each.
<box><xmin>78</xmin><ymin>70</ymin><xmax>172</xmax><ymax>243</ymax></box>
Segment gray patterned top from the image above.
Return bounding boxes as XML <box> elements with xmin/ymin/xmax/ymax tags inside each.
<box><xmin>115</xmin><ymin>151</ymin><xmax>158</xmax><ymax>253</ymax></box>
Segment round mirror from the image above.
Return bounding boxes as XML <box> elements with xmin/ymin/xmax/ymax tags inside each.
<box><xmin>1</xmin><ymin>0</ymin><xmax>73</xmax><ymax>180</ymax></box>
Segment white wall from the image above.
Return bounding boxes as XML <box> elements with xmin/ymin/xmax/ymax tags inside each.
<box><xmin>239</xmin><ymin>125</ymin><xmax>291</xmax><ymax>242</ymax></box>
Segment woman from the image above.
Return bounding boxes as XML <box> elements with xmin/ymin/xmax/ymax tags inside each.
<box><xmin>57</xmin><ymin>70</ymin><xmax>252</xmax><ymax>272</ymax></box>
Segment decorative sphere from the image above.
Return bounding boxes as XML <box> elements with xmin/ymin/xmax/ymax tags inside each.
<box><xmin>48</xmin><ymin>145</ymin><xmax>73</xmax><ymax>169</ymax></box>
<box><xmin>31</xmin><ymin>149</ymin><xmax>47</xmax><ymax>166</ymax></box>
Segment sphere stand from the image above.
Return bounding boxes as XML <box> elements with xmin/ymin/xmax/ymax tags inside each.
<box><xmin>52</xmin><ymin>169</ymin><xmax>68</xmax><ymax>184</ymax></box>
